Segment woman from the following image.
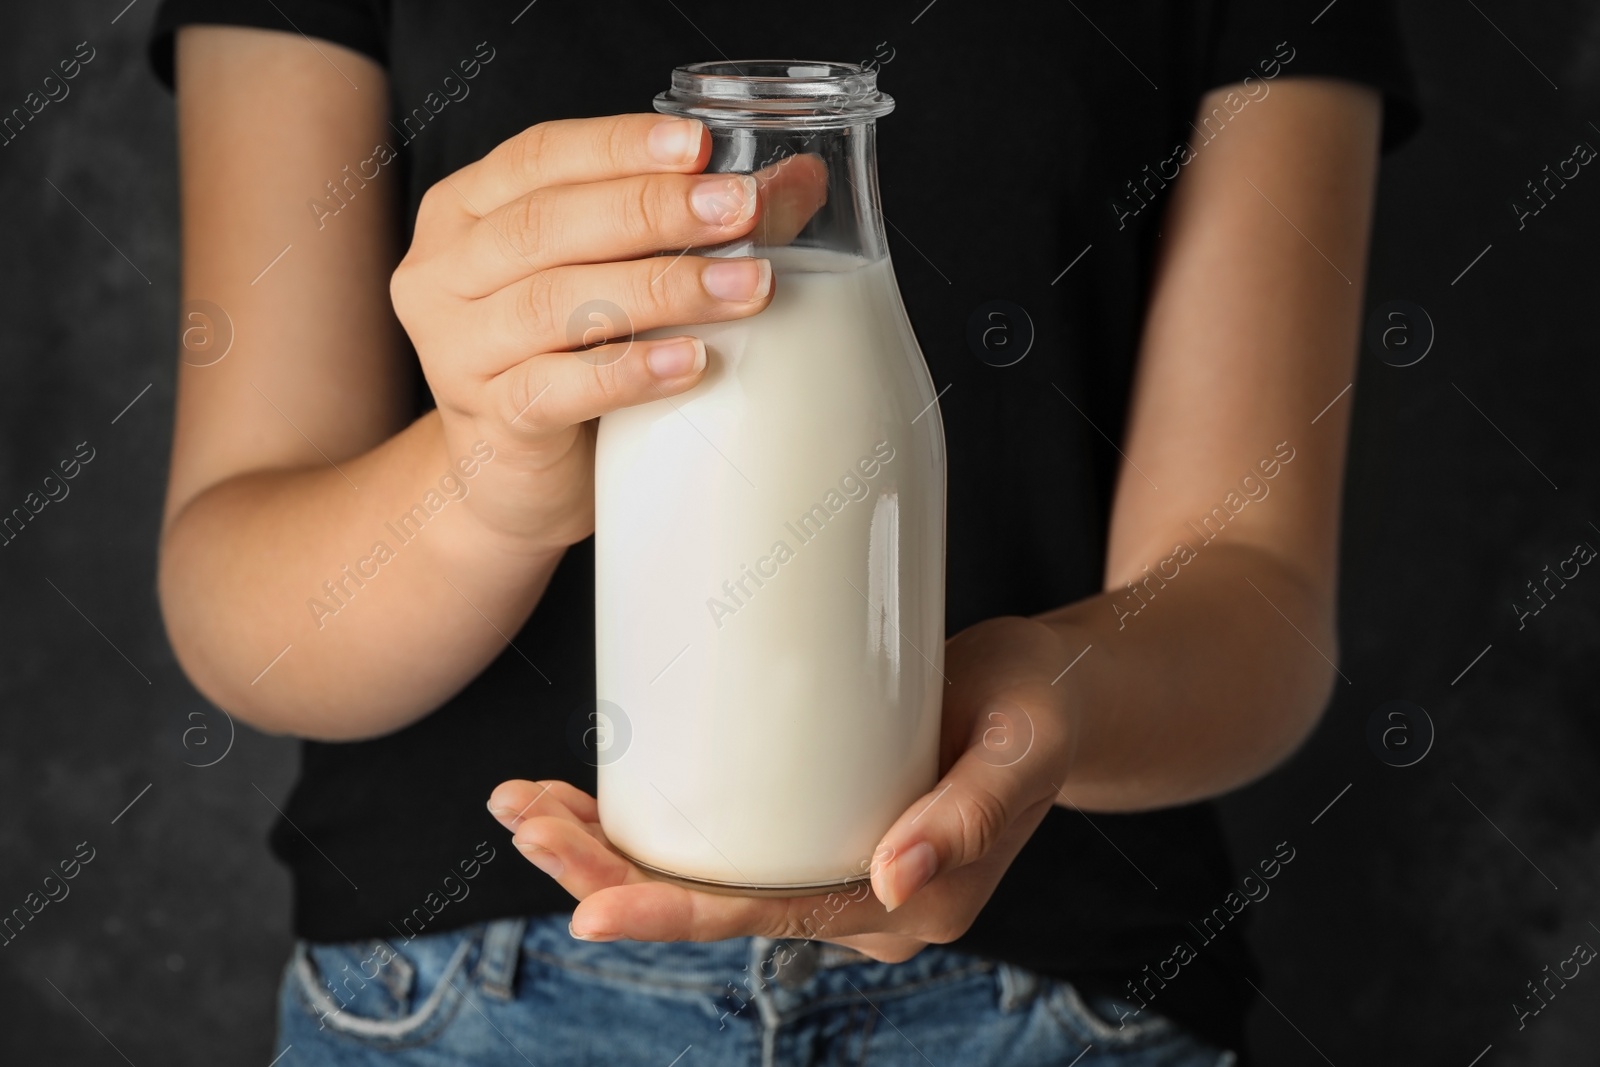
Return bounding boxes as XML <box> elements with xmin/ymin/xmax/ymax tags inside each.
<box><xmin>148</xmin><ymin>1</ymin><xmax>1417</xmax><ymax>1063</ymax></box>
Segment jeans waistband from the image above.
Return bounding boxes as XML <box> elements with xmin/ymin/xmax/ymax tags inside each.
<box><xmin>486</xmin><ymin>913</ymin><xmax>999</xmax><ymax>1035</ymax></box>
<box><xmin>739</xmin><ymin>933</ymin><xmax>996</xmax><ymax>1027</ymax></box>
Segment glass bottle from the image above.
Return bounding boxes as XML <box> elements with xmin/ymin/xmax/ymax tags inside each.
<box><xmin>593</xmin><ymin>60</ymin><xmax>946</xmax><ymax>894</ymax></box>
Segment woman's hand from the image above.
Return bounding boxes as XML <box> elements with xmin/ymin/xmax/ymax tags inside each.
<box><xmin>488</xmin><ymin>616</ymin><xmax>1077</xmax><ymax>963</ymax></box>
<box><xmin>390</xmin><ymin>114</ymin><xmax>824</xmax><ymax>552</ymax></box>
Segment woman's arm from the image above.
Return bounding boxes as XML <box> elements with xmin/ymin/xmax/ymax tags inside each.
<box><xmin>1044</xmin><ymin>76</ymin><xmax>1381</xmax><ymax>810</ymax></box>
<box><xmin>159</xmin><ymin>28</ymin><xmax>548</xmax><ymax>741</ymax></box>
<box><xmin>159</xmin><ymin>27</ymin><xmax>773</xmax><ymax>740</ymax></box>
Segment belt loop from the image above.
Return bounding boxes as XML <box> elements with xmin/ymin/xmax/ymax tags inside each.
<box><xmin>743</xmin><ymin>937</ymin><xmax>783</xmax><ymax>1029</ymax></box>
<box><xmin>476</xmin><ymin>917</ymin><xmax>528</xmax><ymax>1000</ymax></box>
<box><xmin>996</xmin><ymin>962</ymin><xmax>1041</xmax><ymax>1012</ymax></box>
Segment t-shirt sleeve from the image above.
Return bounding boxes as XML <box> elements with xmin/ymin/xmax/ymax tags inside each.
<box><xmin>1206</xmin><ymin>0</ymin><xmax>1422</xmax><ymax>153</ymax></box>
<box><xmin>147</xmin><ymin>0</ymin><xmax>388</xmax><ymax>90</ymax></box>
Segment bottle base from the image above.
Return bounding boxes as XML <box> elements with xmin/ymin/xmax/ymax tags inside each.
<box><xmin>615</xmin><ymin>845</ymin><xmax>872</xmax><ymax>899</ymax></box>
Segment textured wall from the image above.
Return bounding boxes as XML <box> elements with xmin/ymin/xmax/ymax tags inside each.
<box><xmin>0</xmin><ymin>2</ymin><xmax>1595</xmax><ymax>1064</ymax></box>
<box><xmin>0</xmin><ymin>4</ymin><xmax>299</xmax><ymax>1062</ymax></box>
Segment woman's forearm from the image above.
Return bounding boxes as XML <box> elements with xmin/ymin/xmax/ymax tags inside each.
<box><xmin>1039</xmin><ymin>542</ymin><xmax>1337</xmax><ymax>812</ymax></box>
<box><xmin>1040</xmin><ymin>80</ymin><xmax>1380</xmax><ymax>813</ymax></box>
<box><xmin>157</xmin><ymin>409</ymin><xmax>566</xmax><ymax>740</ymax></box>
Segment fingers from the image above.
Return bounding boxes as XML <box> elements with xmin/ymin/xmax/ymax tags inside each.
<box><xmin>751</xmin><ymin>152</ymin><xmax>830</xmax><ymax>248</ymax></box>
<box><xmin>446</xmin><ymin>172</ymin><xmax>761</xmax><ymax>297</ymax></box>
<box><xmin>488</xmin><ymin>254</ymin><xmax>771</xmax><ymax>359</ymax></box>
<box><xmin>489</xmin><ymin>781</ymin><xmax>941</xmax><ymax>956</ymax></box>
<box><xmin>511</xmin><ymin>815</ymin><xmax>636</xmax><ymax>899</ymax></box>
<box><xmin>824</xmin><ymin>932</ymin><xmax>931</xmax><ymax>965</ymax></box>
<box><xmin>569</xmin><ymin>881</ymin><xmax>887</xmax><ymax>944</ymax></box>
<box><xmin>478</xmin><ymin>257</ymin><xmax>773</xmax><ymax>429</ymax></box>
<box><xmin>870</xmin><ymin>749</ymin><xmax>1042</xmax><ymax>913</ymax></box>
<box><xmin>489</xmin><ymin>333</ymin><xmax>702</xmax><ymax>435</ymax></box>
<box><xmin>441</xmin><ymin>114</ymin><xmax>708</xmax><ymax>218</ymax></box>
<box><xmin>486</xmin><ymin>778</ymin><xmax>599</xmax><ymax>826</ymax></box>
<box><xmin>493</xmin><ymin>782</ymin><xmax>894</xmax><ymax>948</ymax></box>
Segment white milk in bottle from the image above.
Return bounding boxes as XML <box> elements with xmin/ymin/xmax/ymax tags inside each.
<box><xmin>593</xmin><ymin>62</ymin><xmax>945</xmax><ymax>891</ymax></box>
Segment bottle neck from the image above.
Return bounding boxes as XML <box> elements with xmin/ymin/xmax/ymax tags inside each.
<box><xmin>707</xmin><ymin>122</ymin><xmax>886</xmax><ymax>263</ymax></box>
<box><xmin>654</xmin><ymin>61</ymin><xmax>894</xmax><ymax>265</ymax></box>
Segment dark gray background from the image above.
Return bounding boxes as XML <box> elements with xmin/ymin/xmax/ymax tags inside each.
<box><xmin>2</xmin><ymin>2</ymin><xmax>1597</xmax><ymax>1064</ymax></box>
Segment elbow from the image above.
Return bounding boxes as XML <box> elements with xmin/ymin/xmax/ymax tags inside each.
<box><xmin>1256</xmin><ymin>604</ymin><xmax>1343</xmax><ymax>783</ymax></box>
<box><xmin>157</xmin><ymin>545</ymin><xmax>416</xmax><ymax>743</ymax></box>
<box><xmin>156</xmin><ymin>529</ymin><xmax>298</xmax><ymax>738</ymax></box>
<box><xmin>158</xmin><ymin>577</ymin><xmax>285</xmax><ymax>739</ymax></box>
<box><xmin>1205</xmin><ymin>649</ymin><xmax>1336</xmax><ymax>804</ymax></box>
<box><xmin>1277</xmin><ymin>635</ymin><xmax>1341</xmax><ymax>765</ymax></box>
<box><xmin>153</xmin><ymin>479</ymin><xmax>428</xmax><ymax>744</ymax></box>
<box><xmin>1225</xmin><ymin>543</ymin><xmax>1344</xmax><ymax>788</ymax></box>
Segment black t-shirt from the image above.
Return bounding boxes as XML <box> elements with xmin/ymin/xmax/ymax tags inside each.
<box><xmin>149</xmin><ymin>1</ymin><xmax>1418</xmax><ymax>1055</ymax></box>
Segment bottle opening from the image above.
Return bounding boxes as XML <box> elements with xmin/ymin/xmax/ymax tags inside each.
<box><xmin>656</xmin><ymin>59</ymin><xmax>895</xmax><ymax>128</ymax></box>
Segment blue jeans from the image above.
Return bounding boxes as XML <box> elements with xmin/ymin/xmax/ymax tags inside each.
<box><xmin>277</xmin><ymin>914</ymin><xmax>1236</xmax><ymax>1065</ymax></box>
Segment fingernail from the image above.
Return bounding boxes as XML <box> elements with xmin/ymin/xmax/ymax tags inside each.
<box><xmin>645</xmin><ymin>337</ymin><xmax>705</xmax><ymax>379</ymax></box>
<box><xmin>647</xmin><ymin>118</ymin><xmax>704</xmax><ymax>166</ymax></box>
<box><xmin>881</xmin><ymin>841</ymin><xmax>937</xmax><ymax>913</ymax></box>
<box><xmin>702</xmin><ymin>258</ymin><xmax>771</xmax><ymax>302</ymax></box>
<box><xmin>569</xmin><ymin>920</ymin><xmax>617</xmax><ymax>942</ymax></box>
<box><xmin>691</xmin><ymin>174</ymin><xmax>757</xmax><ymax>226</ymax></box>
<box><xmin>515</xmin><ymin>839</ymin><xmax>565</xmax><ymax>879</ymax></box>
<box><xmin>487</xmin><ymin>799</ymin><xmax>522</xmax><ymax>827</ymax></box>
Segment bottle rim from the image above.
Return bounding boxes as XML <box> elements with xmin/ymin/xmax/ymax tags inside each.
<box><xmin>655</xmin><ymin>59</ymin><xmax>895</xmax><ymax>129</ymax></box>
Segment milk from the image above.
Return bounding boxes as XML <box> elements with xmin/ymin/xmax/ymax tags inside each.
<box><xmin>594</xmin><ymin>246</ymin><xmax>946</xmax><ymax>890</ymax></box>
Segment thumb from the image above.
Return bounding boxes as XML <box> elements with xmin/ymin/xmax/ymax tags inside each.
<box><xmin>870</xmin><ymin>750</ymin><xmax>1030</xmax><ymax>913</ymax></box>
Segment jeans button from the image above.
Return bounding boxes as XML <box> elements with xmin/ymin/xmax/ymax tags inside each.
<box><xmin>774</xmin><ymin>939</ymin><xmax>818</xmax><ymax>989</ymax></box>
